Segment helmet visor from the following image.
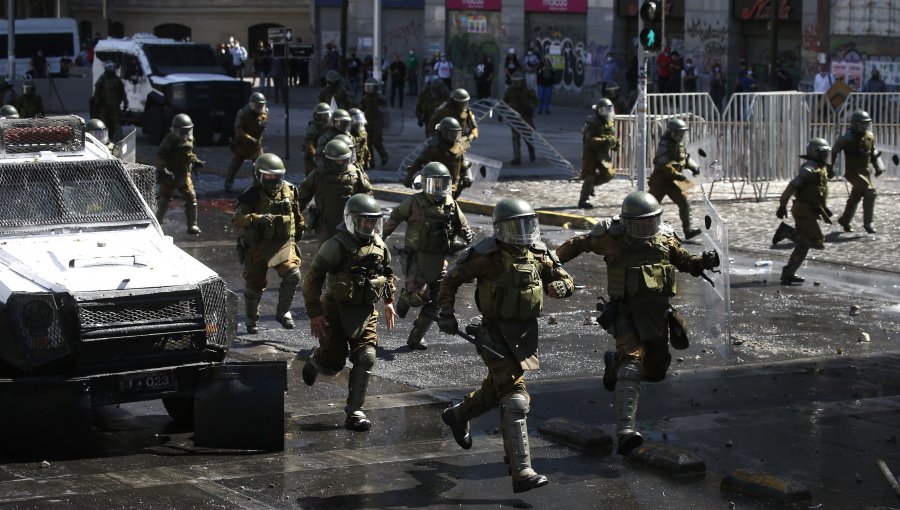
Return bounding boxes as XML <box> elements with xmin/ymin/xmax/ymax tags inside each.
<box><xmin>494</xmin><ymin>215</ymin><xmax>540</xmax><ymax>246</ymax></box>
<box><xmin>622</xmin><ymin>215</ymin><xmax>662</xmax><ymax>239</ymax></box>
<box><xmin>177</xmin><ymin>127</ymin><xmax>193</xmax><ymax>141</ymax></box>
<box><xmin>250</xmin><ymin>101</ymin><xmax>266</xmax><ymax>114</ymax></box>
<box><xmin>260</xmin><ymin>173</ymin><xmax>284</xmax><ymax>195</ymax></box>
<box><xmin>424</xmin><ymin>175</ymin><xmax>452</xmax><ymax>198</ymax></box>
<box><xmin>442</xmin><ymin>128</ymin><xmax>462</xmax><ymax>144</ymax></box>
<box><xmin>364</xmin><ymin>82</ymin><xmax>377</xmax><ymax>93</ymax></box>
<box><xmin>671</xmin><ymin>130</ymin><xmax>686</xmax><ymax>142</ymax></box>
<box><xmin>346</xmin><ymin>213</ymin><xmax>384</xmax><ymax>238</ymax></box>
<box><xmin>596</xmin><ymin>104</ymin><xmax>614</xmax><ymax>118</ymax></box>
<box><xmin>335</xmin><ymin>119</ymin><xmax>351</xmax><ymax>132</ymax></box>
<box><xmin>454</xmin><ymin>99</ymin><xmax>469</xmax><ymax>111</ymax></box>
<box><xmin>855</xmin><ymin>120</ymin><xmax>872</xmax><ymax>132</ymax></box>
<box><xmin>326</xmin><ymin>158</ymin><xmax>350</xmax><ymax>173</ymax></box>
<box><xmin>90</xmin><ymin>128</ymin><xmax>109</xmax><ymax>144</ymax></box>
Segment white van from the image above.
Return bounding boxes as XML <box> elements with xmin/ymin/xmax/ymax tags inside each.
<box><xmin>0</xmin><ymin>17</ymin><xmax>80</xmax><ymax>78</ymax></box>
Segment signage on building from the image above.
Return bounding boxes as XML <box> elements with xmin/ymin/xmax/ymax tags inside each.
<box><xmin>525</xmin><ymin>0</ymin><xmax>587</xmax><ymax>13</ymax></box>
<box><xmin>446</xmin><ymin>0</ymin><xmax>502</xmax><ymax>11</ymax></box>
<box><xmin>617</xmin><ymin>0</ymin><xmax>684</xmax><ymax>18</ymax></box>
<box><xmin>316</xmin><ymin>0</ymin><xmax>423</xmax><ymax>6</ymax></box>
<box><xmin>732</xmin><ymin>0</ymin><xmax>801</xmax><ymax>22</ymax></box>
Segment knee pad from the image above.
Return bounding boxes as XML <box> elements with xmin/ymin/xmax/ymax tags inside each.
<box><xmin>244</xmin><ymin>287</ymin><xmax>263</xmax><ymax>300</ymax></box>
<box><xmin>501</xmin><ymin>392</ymin><xmax>530</xmax><ymax>414</ymax></box>
<box><xmin>184</xmin><ymin>191</ymin><xmax>198</xmax><ymax>206</ymax></box>
<box><xmin>350</xmin><ymin>345</ymin><xmax>376</xmax><ymax>368</ymax></box>
<box><xmin>282</xmin><ymin>266</ymin><xmax>301</xmax><ymax>287</ymax></box>
<box><xmin>617</xmin><ymin>362</ymin><xmax>643</xmax><ymax>383</ymax></box>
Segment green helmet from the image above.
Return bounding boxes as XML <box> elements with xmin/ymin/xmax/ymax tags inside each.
<box><xmin>803</xmin><ymin>137</ymin><xmax>832</xmax><ymax>164</ymax></box>
<box><xmin>254</xmin><ymin>153</ymin><xmax>286</xmax><ymax>195</ymax></box>
<box><xmin>421</xmin><ymin>162</ymin><xmax>452</xmax><ymax>199</ymax></box>
<box><xmin>332</xmin><ymin>109</ymin><xmax>351</xmax><ymax>132</ymax></box>
<box><xmin>326</xmin><ymin>70</ymin><xmax>342</xmax><ymax>84</ymax></box>
<box><xmin>666</xmin><ymin>118</ymin><xmax>688</xmax><ymax>141</ymax></box>
<box><xmin>249</xmin><ymin>92</ymin><xmax>267</xmax><ymax>113</ymax></box>
<box><xmin>86</xmin><ymin>118</ymin><xmax>109</xmax><ymax>143</ymax></box>
<box><xmin>171</xmin><ymin>113</ymin><xmax>193</xmax><ymax>140</ymax></box>
<box><xmin>850</xmin><ymin>110</ymin><xmax>872</xmax><ymax>134</ymax></box>
<box><xmin>333</xmin><ymin>133</ymin><xmax>357</xmax><ymax>161</ymax></box>
<box><xmin>0</xmin><ymin>104</ymin><xmax>19</xmax><ymax>119</ymax></box>
<box><xmin>430</xmin><ymin>78</ymin><xmax>445</xmax><ymax>91</ymax></box>
<box><xmin>324</xmin><ymin>138</ymin><xmax>352</xmax><ymax>173</ymax></box>
<box><xmin>343</xmin><ymin>193</ymin><xmax>383</xmax><ymax>239</ymax></box>
<box><xmin>620</xmin><ymin>191</ymin><xmax>663</xmax><ymax>239</ymax></box>
<box><xmin>438</xmin><ymin>116</ymin><xmax>462</xmax><ymax>143</ymax></box>
<box><xmin>364</xmin><ymin>77</ymin><xmax>379</xmax><ymax>93</ymax></box>
<box><xmin>492</xmin><ymin>197</ymin><xmax>540</xmax><ymax>246</ymax></box>
<box><xmin>451</xmin><ymin>88</ymin><xmax>470</xmax><ymax>110</ymax></box>
<box><xmin>594</xmin><ymin>98</ymin><xmax>614</xmax><ymax>119</ymax></box>
<box><xmin>348</xmin><ymin>107</ymin><xmax>366</xmax><ymax>127</ymax></box>
<box><xmin>314</xmin><ymin>102</ymin><xmax>332</xmax><ymax>122</ymax></box>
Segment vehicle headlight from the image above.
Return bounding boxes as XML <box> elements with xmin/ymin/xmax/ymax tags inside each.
<box><xmin>170</xmin><ymin>83</ymin><xmax>187</xmax><ymax>104</ymax></box>
<box><xmin>7</xmin><ymin>293</ymin><xmax>70</xmax><ymax>369</ymax></box>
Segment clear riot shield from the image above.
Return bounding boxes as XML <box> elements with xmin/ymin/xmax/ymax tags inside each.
<box><xmin>113</xmin><ymin>127</ymin><xmax>137</xmax><ymax>163</ymax></box>
<box><xmin>465</xmin><ymin>152</ymin><xmax>502</xmax><ymax>193</ymax></box>
<box><xmin>702</xmin><ymin>193</ymin><xmax>733</xmax><ymax>361</ymax></box>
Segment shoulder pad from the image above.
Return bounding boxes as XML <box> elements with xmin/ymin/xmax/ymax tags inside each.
<box><xmin>472</xmin><ymin>236</ymin><xmax>499</xmax><ymax>254</ymax></box>
<box><xmin>608</xmin><ymin>217</ymin><xmax>623</xmax><ymax>236</ymax></box>
<box><xmin>237</xmin><ymin>186</ymin><xmax>259</xmax><ymax>205</ymax></box>
<box><xmin>530</xmin><ymin>240</ymin><xmax>549</xmax><ymax>254</ymax></box>
<box><xmin>589</xmin><ymin>217</ymin><xmax>614</xmax><ymax>237</ymax></box>
<box><xmin>798</xmin><ymin>161</ymin><xmax>816</xmax><ymax>176</ymax></box>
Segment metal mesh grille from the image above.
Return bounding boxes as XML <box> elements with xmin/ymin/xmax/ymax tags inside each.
<box><xmin>0</xmin><ymin>159</ymin><xmax>151</xmax><ymax>235</ymax></box>
<box><xmin>199</xmin><ymin>277</ymin><xmax>232</xmax><ymax>347</ymax></box>
<box><xmin>0</xmin><ymin>116</ymin><xmax>85</xmax><ymax>155</ymax></box>
<box><xmin>7</xmin><ymin>293</ymin><xmax>71</xmax><ymax>369</ymax></box>
<box><xmin>79</xmin><ymin>296</ymin><xmax>201</xmax><ymax>329</ymax></box>
<box><xmin>123</xmin><ymin>161</ymin><xmax>157</xmax><ymax>209</ymax></box>
<box><xmin>78</xmin><ymin>334</ymin><xmax>201</xmax><ymax>366</ymax></box>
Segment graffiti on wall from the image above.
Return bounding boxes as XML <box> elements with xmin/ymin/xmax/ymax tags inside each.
<box><xmin>383</xmin><ymin>19</ymin><xmax>424</xmax><ymax>54</ymax></box>
<box><xmin>529</xmin><ymin>23</ymin><xmax>591</xmax><ymax>91</ymax></box>
<box><xmin>830</xmin><ymin>35</ymin><xmax>900</xmax><ymax>87</ymax></box>
<box><xmin>685</xmin><ymin>18</ymin><xmax>728</xmax><ymax>70</ymax></box>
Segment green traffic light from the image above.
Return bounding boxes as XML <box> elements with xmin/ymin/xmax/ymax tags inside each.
<box><xmin>646</xmin><ymin>29</ymin><xmax>656</xmax><ymax>47</ymax></box>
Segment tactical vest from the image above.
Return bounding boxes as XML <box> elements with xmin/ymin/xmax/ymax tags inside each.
<box><xmin>655</xmin><ymin>135</ymin><xmax>687</xmax><ymax>168</ymax></box>
<box><xmin>242</xmin><ymin>184</ymin><xmax>297</xmax><ymax>246</ymax></box>
<box><xmin>795</xmin><ymin>162</ymin><xmax>829</xmax><ymax>208</ymax></box>
<box><xmin>476</xmin><ymin>245</ymin><xmax>544</xmax><ymax>321</ymax></box>
<box><xmin>239</xmin><ymin>108</ymin><xmax>267</xmax><ymax>139</ymax></box>
<box><xmin>97</xmin><ymin>75</ymin><xmax>123</xmax><ymax>107</ymax></box>
<box><xmin>407</xmin><ymin>194</ymin><xmax>456</xmax><ymax>253</ymax></box>
<box><xmin>162</xmin><ymin>133</ymin><xmax>194</xmax><ymax>175</ymax></box>
<box><xmin>325</xmin><ymin>231</ymin><xmax>389</xmax><ymax>305</ymax></box>
<box><xmin>841</xmin><ymin>130</ymin><xmax>875</xmax><ymax>172</ymax></box>
<box><xmin>606</xmin><ymin>232</ymin><xmax>677</xmax><ymax>299</ymax></box>
<box><xmin>316</xmin><ymin>167</ymin><xmax>362</xmax><ymax>227</ymax></box>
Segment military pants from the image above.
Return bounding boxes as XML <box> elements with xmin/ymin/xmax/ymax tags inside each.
<box><xmin>580</xmin><ymin>150</ymin><xmax>615</xmax><ymax>200</ymax></box>
<box><xmin>839</xmin><ymin>173</ymin><xmax>876</xmax><ymax>227</ymax></box>
<box><xmin>457</xmin><ymin>343</ymin><xmax>528</xmax><ymax>422</ymax></box>
<box><xmin>367</xmin><ymin>130</ymin><xmax>388</xmax><ymax>163</ymax></box>
<box><xmin>226</xmin><ymin>146</ymin><xmax>263</xmax><ymax>189</ymax></box>
<box><xmin>98</xmin><ymin>106</ymin><xmax>122</xmax><ymax>142</ymax></box>
<box><xmin>157</xmin><ymin>173</ymin><xmax>197</xmax><ymax>226</ymax></box>
<box><xmin>789</xmin><ymin>201</ymin><xmax>825</xmax><ymax>250</ymax></box>
<box><xmin>607</xmin><ymin>298</ymin><xmax>672</xmax><ymax>382</ymax></box>
<box><xmin>311</xmin><ymin>298</ymin><xmax>378</xmax><ymax>375</ymax></box>
<box><xmin>511</xmin><ymin>119</ymin><xmax>535</xmax><ymax>162</ymax></box>
<box><xmin>648</xmin><ymin>180</ymin><xmax>692</xmax><ymax>233</ymax></box>
<box><xmin>243</xmin><ymin>244</ymin><xmax>302</xmax><ymax>291</ymax></box>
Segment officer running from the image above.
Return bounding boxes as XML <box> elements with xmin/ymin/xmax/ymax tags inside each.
<box><xmin>383</xmin><ymin>162</ymin><xmax>475</xmax><ymax>350</ymax></box>
<box><xmin>404</xmin><ymin>117</ymin><xmax>472</xmax><ymax>199</ymax></box>
<box><xmin>155</xmin><ymin>114</ymin><xmax>205</xmax><ymax>235</ymax></box>
<box><xmin>318</xmin><ymin>70</ymin><xmax>356</xmax><ymax>110</ymax></box>
<box><xmin>429</xmin><ymin>88</ymin><xmax>479</xmax><ymax>144</ymax></box>
<box><xmin>556</xmin><ymin>191</ymin><xmax>720</xmax><ymax>456</ymax></box>
<box><xmin>225</xmin><ymin>92</ymin><xmax>268</xmax><ymax>193</ymax></box>
<box><xmin>315</xmin><ymin>108</ymin><xmax>352</xmax><ymax>167</ymax></box>
<box><xmin>503</xmin><ymin>71</ymin><xmax>537</xmax><ymax>166</ymax></box>
<box><xmin>92</xmin><ymin>61</ymin><xmax>128</xmax><ymax>142</ymax></box>
<box><xmin>438</xmin><ymin>197</ymin><xmax>574</xmax><ymax>493</ymax></box>
<box><xmin>360</xmin><ymin>78</ymin><xmax>389</xmax><ymax>167</ymax></box>
<box><xmin>304</xmin><ymin>102</ymin><xmax>332</xmax><ymax>175</ymax></box>
<box><xmin>233</xmin><ymin>153</ymin><xmax>305</xmax><ymax>333</ymax></box>
<box><xmin>832</xmin><ymin>110</ymin><xmax>885</xmax><ymax>234</ymax></box>
<box><xmin>648</xmin><ymin>118</ymin><xmax>702</xmax><ymax>239</ymax></box>
<box><xmin>417</xmin><ymin>78</ymin><xmax>450</xmax><ymax>138</ymax></box>
<box><xmin>578</xmin><ymin>98</ymin><xmax>620</xmax><ymax>209</ymax></box>
<box><xmin>772</xmin><ymin>139</ymin><xmax>833</xmax><ymax>285</ymax></box>
<box><xmin>301</xmin><ymin>193</ymin><xmax>396</xmax><ymax>432</ymax></box>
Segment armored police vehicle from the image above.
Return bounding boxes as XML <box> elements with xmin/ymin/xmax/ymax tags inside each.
<box><xmin>93</xmin><ymin>34</ymin><xmax>250</xmax><ymax>145</ymax></box>
<box><xmin>0</xmin><ymin>116</ymin><xmax>285</xmax><ymax>451</ymax></box>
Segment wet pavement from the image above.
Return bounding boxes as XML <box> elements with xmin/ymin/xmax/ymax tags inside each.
<box><xmin>4</xmin><ymin>86</ymin><xmax>899</xmax><ymax>509</ymax></box>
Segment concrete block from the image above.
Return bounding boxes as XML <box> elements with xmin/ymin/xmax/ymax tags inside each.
<box><xmin>625</xmin><ymin>441</ymin><xmax>706</xmax><ymax>478</ymax></box>
<box><xmin>538</xmin><ymin>417</ymin><xmax>613</xmax><ymax>456</ymax></box>
<box><xmin>720</xmin><ymin>468</ymin><xmax>811</xmax><ymax>504</ymax></box>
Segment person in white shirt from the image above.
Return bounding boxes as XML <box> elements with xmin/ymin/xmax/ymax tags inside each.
<box><xmin>813</xmin><ymin>64</ymin><xmax>835</xmax><ymax>93</ymax></box>
<box><xmin>434</xmin><ymin>53</ymin><xmax>454</xmax><ymax>90</ymax></box>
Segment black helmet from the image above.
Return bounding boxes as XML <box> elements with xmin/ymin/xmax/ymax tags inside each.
<box><xmin>326</xmin><ymin>70</ymin><xmax>342</xmax><ymax>85</ymax></box>
<box><xmin>492</xmin><ymin>197</ymin><xmax>540</xmax><ymax>246</ymax></box>
<box><xmin>0</xmin><ymin>104</ymin><xmax>19</xmax><ymax>119</ymax></box>
<box><xmin>850</xmin><ymin>110</ymin><xmax>872</xmax><ymax>134</ymax></box>
<box><xmin>364</xmin><ymin>77</ymin><xmax>379</xmax><ymax>93</ymax></box>
<box><xmin>421</xmin><ymin>162</ymin><xmax>452</xmax><ymax>200</ymax></box>
<box><xmin>86</xmin><ymin>118</ymin><xmax>109</xmax><ymax>144</ymax></box>
<box><xmin>343</xmin><ymin>193</ymin><xmax>383</xmax><ymax>239</ymax></box>
<box><xmin>249</xmin><ymin>92</ymin><xmax>267</xmax><ymax>113</ymax></box>
<box><xmin>104</xmin><ymin>61</ymin><xmax>116</xmax><ymax>73</ymax></box>
<box><xmin>332</xmin><ymin>109</ymin><xmax>352</xmax><ymax>133</ymax></box>
<box><xmin>438</xmin><ymin>116</ymin><xmax>462</xmax><ymax>144</ymax></box>
<box><xmin>666</xmin><ymin>118</ymin><xmax>689</xmax><ymax>142</ymax></box>
<box><xmin>803</xmin><ymin>137</ymin><xmax>832</xmax><ymax>164</ymax></box>
<box><xmin>604</xmin><ymin>82</ymin><xmax>620</xmax><ymax>99</ymax></box>
<box><xmin>254</xmin><ymin>153</ymin><xmax>286</xmax><ymax>196</ymax></box>
<box><xmin>451</xmin><ymin>88</ymin><xmax>470</xmax><ymax>110</ymax></box>
<box><xmin>171</xmin><ymin>113</ymin><xmax>193</xmax><ymax>140</ymax></box>
<box><xmin>620</xmin><ymin>191</ymin><xmax>663</xmax><ymax>239</ymax></box>
<box><xmin>314</xmin><ymin>102</ymin><xmax>332</xmax><ymax>122</ymax></box>
<box><xmin>323</xmin><ymin>138</ymin><xmax>352</xmax><ymax>173</ymax></box>
<box><xmin>594</xmin><ymin>98</ymin><xmax>614</xmax><ymax>120</ymax></box>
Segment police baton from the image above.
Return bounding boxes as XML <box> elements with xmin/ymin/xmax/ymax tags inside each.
<box><xmin>423</xmin><ymin>311</ymin><xmax>504</xmax><ymax>360</ymax></box>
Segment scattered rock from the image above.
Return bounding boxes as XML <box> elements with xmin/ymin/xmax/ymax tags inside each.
<box><xmin>857</xmin><ymin>332</ymin><xmax>870</xmax><ymax>343</ymax></box>
<box><xmin>40</xmin><ymin>460</ymin><xmax>50</xmax><ymax>469</ymax></box>
<box><xmin>725</xmin><ymin>440</ymin><xmax>733</xmax><ymax>448</ymax></box>
<box><xmin>733</xmin><ymin>340</ymin><xmax>744</xmax><ymax>346</ymax></box>
<box><xmin>583</xmin><ymin>317</ymin><xmax>595</xmax><ymax>326</ymax></box>
<box><xmin>849</xmin><ymin>305</ymin><xmax>860</xmax><ymax>316</ymax></box>
<box><xmin>561</xmin><ymin>222</ymin><xmax>571</xmax><ymax>229</ymax></box>
<box><xmin>547</xmin><ymin>316</ymin><xmax>558</xmax><ymax>325</ymax></box>
<box><xmin>813</xmin><ymin>281</ymin><xmax>821</xmax><ymax>286</ymax></box>
<box><xmin>728</xmin><ymin>502</ymin><xmax>735</xmax><ymax>510</ymax></box>
<box><xmin>269</xmin><ymin>483</ymin><xmax>276</xmax><ymax>488</ymax></box>
<box><xmin>676</xmin><ymin>357</ymin><xmax>684</xmax><ymax>363</ymax></box>
<box><xmin>836</xmin><ymin>347</ymin><xmax>843</xmax><ymax>355</ymax></box>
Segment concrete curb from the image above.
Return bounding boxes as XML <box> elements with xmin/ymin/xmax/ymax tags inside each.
<box><xmin>625</xmin><ymin>442</ymin><xmax>706</xmax><ymax>479</ymax></box>
<box><xmin>372</xmin><ymin>187</ymin><xmax>597</xmax><ymax>230</ymax></box>
<box><xmin>720</xmin><ymin>468</ymin><xmax>811</xmax><ymax>504</ymax></box>
<box><xmin>537</xmin><ymin>417</ymin><xmax>613</xmax><ymax>456</ymax></box>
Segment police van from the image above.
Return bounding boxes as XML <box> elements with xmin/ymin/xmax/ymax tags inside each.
<box><xmin>0</xmin><ymin>17</ymin><xmax>79</xmax><ymax>77</ymax></box>
<box><xmin>93</xmin><ymin>34</ymin><xmax>250</xmax><ymax>145</ymax></box>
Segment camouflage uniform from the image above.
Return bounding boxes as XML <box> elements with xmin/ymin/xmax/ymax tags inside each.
<box><xmin>503</xmin><ymin>82</ymin><xmax>537</xmax><ymax>164</ymax></box>
<box><xmin>648</xmin><ymin>130</ymin><xmax>700</xmax><ymax>238</ymax></box>
<box><xmin>155</xmin><ymin>132</ymin><xmax>201</xmax><ymax>232</ymax></box>
<box><xmin>405</xmin><ymin>135</ymin><xmax>470</xmax><ymax>199</ymax></box>
<box><xmin>93</xmin><ymin>70</ymin><xmax>127</xmax><ymax>141</ymax></box>
<box><xmin>225</xmin><ymin>105</ymin><xmax>268</xmax><ymax>191</ymax></box>
<box><xmin>580</xmin><ymin>116</ymin><xmax>619</xmax><ymax>204</ymax></box>
<box><xmin>832</xmin><ymin>122</ymin><xmax>882</xmax><ymax>233</ymax></box>
<box><xmin>417</xmin><ymin>82</ymin><xmax>450</xmax><ymax>137</ymax></box>
<box><xmin>360</xmin><ymin>91</ymin><xmax>388</xmax><ymax>166</ymax></box>
<box><xmin>429</xmin><ymin>102</ymin><xmax>479</xmax><ymax>142</ymax></box>
<box><xmin>297</xmin><ymin>161</ymin><xmax>373</xmax><ymax>243</ymax></box>
<box><xmin>317</xmin><ymin>83</ymin><xmax>356</xmax><ymax>110</ymax></box>
<box><xmin>353</xmin><ymin>127</ymin><xmax>371</xmax><ymax>170</ymax></box>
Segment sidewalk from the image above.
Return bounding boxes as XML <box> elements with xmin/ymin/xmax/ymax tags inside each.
<box><xmin>150</xmin><ymin>83</ymin><xmax>900</xmax><ymax>275</ymax></box>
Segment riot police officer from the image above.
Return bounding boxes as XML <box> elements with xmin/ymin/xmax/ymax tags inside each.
<box><xmin>302</xmin><ymin>193</ymin><xmax>396</xmax><ymax>432</ymax></box>
<box><xmin>405</xmin><ymin>117</ymin><xmax>471</xmax><ymax>199</ymax></box>
<box><xmin>648</xmin><ymin>118</ymin><xmax>702</xmax><ymax>239</ymax></box>
<box><xmin>360</xmin><ymin>78</ymin><xmax>389</xmax><ymax>167</ymax></box>
<box><xmin>438</xmin><ymin>197</ymin><xmax>574</xmax><ymax>493</ymax></box>
<box><xmin>556</xmin><ymin>191</ymin><xmax>719</xmax><ymax>456</ymax></box>
<box><xmin>92</xmin><ymin>61</ymin><xmax>128</xmax><ymax>141</ymax></box>
<box><xmin>0</xmin><ymin>104</ymin><xmax>19</xmax><ymax>119</ymax></box>
<box><xmin>315</xmin><ymin>108</ymin><xmax>352</xmax><ymax>167</ymax></box>
<box><xmin>156</xmin><ymin>114</ymin><xmax>205</xmax><ymax>235</ymax></box>
<box><xmin>383</xmin><ymin>162</ymin><xmax>475</xmax><ymax>350</ymax></box>
<box><xmin>317</xmin><ymin>70</ymin><xmax>356</xmax><ymax>110</ymax></box>
<box><xmin>233</xmin><ymin>153</ymin><xmax>305</xmax><ymax>333</ymax></box>
<box><xmin>13</xmin><ymin>81</ymin><xmax>43</xmax><ymax>118</ymax></box>
<box><xmin>304</xmin><ymin>102</ymin><xmax>332</xmax><ymax>175</ymax></box>
<box><xmin>429</xmin><ymin>88</ymin><xmax>479</xmax><ymax>143</ymax></box>
<box><xmin>772</xmin><ymin>139</ymin><xmax>833</xmax><ymax>284</ymax></box>
<box><xmin>225</xmin><ymin>92</ymin><xmax>268</xmax><ymax>193</ymax></box>
<box><xmin>297</xmin><ymin>139</ymin><xmax>373</xmax><ymax>243</ymax></box>
<box><xmin>832</xmin><ymin>110</ymin><xmax>884</xmax><ymax>234</ymax></box>
<box><xmin>348</xmin><ymin>108</ymin><xmax>371</xmax><ymax>170</ymax></box>
<box><xmin>417</xmin><ymin>78</ymin><xmax>450</xmax><ymax>138</ymax></box>
<box><xmin>579</xmin><ymin>98</ymin><xmax>620</xmax><ymax>209</ymax></box>
<box><xmin>86</xmin><ymin>118</ymin><xmax>114</xmax><ymax>150</ymax></box>
<box><xmin>503</xmin><ymin>72</ymin><xmax>537</xmax><ymax>166</ymax></box>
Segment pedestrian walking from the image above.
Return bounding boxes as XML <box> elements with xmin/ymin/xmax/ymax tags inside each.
<box><xmin>389</xmin><ymin>53</ymin><xmax>407</xmax><ymax>109</ymax></box>
<box><xmin>503</xmin><ymin>49</ymin><xmax>521</xmax><ymax>86</ymax></box>
<box><xmin>503</xmin><ymin>72</ymin><xmax>537</xmax><ymax>166</ymax></box>
<box><xmin>346</xmin><ymin>51</ymin><xmax>363</xmax><ymax>97</ymax></box>
<box><xmin>536</xmin><ymin>57</ymin><xmax>555</xmax><ymax>114</ymax></box>
<box><xmin>361</xmin><ymin>78</ymin><xmax>389</xmax><ymax>166</ymax></box>
<box><xmin>434</xmin><ymin>53</ymin><xmax>454</xmax><ymax>90</ymax></box>
<box><xmin>601</xmin><ymin>53</ymin><xmax>619</xmax><ymax>96</ymax></box>
<box><xmin>681</xmin><ymin>58</ymin><xmax>698</xmax><ymax>92</ymax></box>
<box><xmin>474</xmin><ymin>55</ymin><xmax>494</xmax><ymax>99</ymax></box>
<box><xmin>92</xmin><ymin>61</ymin><xmax>128</xmax><ymax>141</ymax></box>
<box><xmin>523</xmin><ymin>49</ymin><xmax>540</xmax><ymax>92</ymax></box>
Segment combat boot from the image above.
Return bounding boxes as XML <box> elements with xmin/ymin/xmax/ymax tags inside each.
<box><xmin>407</xmin><ymin>314</ymin><xmax>431</xmax><ymax>351</ymax></box>
<box><xmin>578</xmin><ymin>198</ymin><xmax>594</xmax><ymax>209</ymax></box>
<box><xmin>276</xmin><ymin>267</ymin><xmax>301</xmax><ymax>329</ymax></box>
<box><xmin>615</xmin><ymin>363</ymin><xmax>643</xmax><ymax>456</ymax></box>
<box><xmin>244</xmin><ymin>288</ymin><xmax>262</xmax><ymax>334</ymax></box>
<box><xmin>527</xmin><ymin>144</ymin><xmax>536</xmax><ymax>162</ymax></box>
<box><xmin>344</xmin><ymin>346</ymin><xmax>376</xmax><ymax>432</ymax></box>
<box><xmin>602</xmin><ymin>350</ymin><xmax>617</xmax><ymax>392</ymax></box>
<box><xmin>771</xmin><ymin>222</ymin><xmax>794</xmax><ymax>246</ymax></box>
<box><xmin>864</xmin><ymin>224</ymin><xmax>877</xmax><ymax>234</ymax></box>
<box><xmin>302</xmin><ymin>359</ymin><xmax>318</xmax><ymax>386</ymax></box>
<box><xmin>185</xmin><ymin>202</ymin><xmax>201</xmax><ymax>235</ymax></box>
<box><xmin>837</xmin><ymin>216</ymin><xmax>853</xmax><ymax>232</ymax></box>
<box><xmin>780</xmin><ymin>267</ymin><xmax>805</xmax><ymax>285</ymax></box>
<box><xmin>781</xmin><ymin>247</ymin><xmax>808</xmax><ymax>285</ymax></box>
<box><xmin>680</xmin><ymin>203</ymin><xmax>701</xmax><ymax>239</ymax></box>
<box><xmin>501</xmin><ymin>394</ymin><xmax>549</xmax><ymax>493</ymax></box>
<box><xmin>862</xmin><ymin>190</ymin><xmax>876</xmax><ymax>234</ymax></box>
<box><xmin>441</xmin><ymin>402</ymin><xmax>472</xmax><ymax>449</ymax></box>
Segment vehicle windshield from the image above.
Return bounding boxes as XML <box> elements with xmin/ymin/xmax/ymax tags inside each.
<box><xmin>0</xmin><ymin>159</ymin><xmax>151</xmax><ymax>235</ymax></box>
<box><xmin>142</xmin><ymin>44</ymin><xmax>226</xmax><ymax>76</ymax></box>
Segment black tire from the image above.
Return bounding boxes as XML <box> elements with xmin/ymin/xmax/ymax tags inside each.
<box><xmin>162</xmin><ymin>396</ymin><xmax>194</xmax><ymax>426</ymax></box>
<box><xmin>144</xmin><ymin>104</ymin><xmax>166</xmax><ymax>145</ymax></box>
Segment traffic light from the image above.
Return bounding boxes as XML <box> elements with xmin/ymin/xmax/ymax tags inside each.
<box><xmin>639</xmin><ymin>1</ymin><xmax>662</xmax><ymax>52</ymax></box>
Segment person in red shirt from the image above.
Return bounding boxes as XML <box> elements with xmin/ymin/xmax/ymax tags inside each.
<box><xmin>655</xmin><ymin>47</ymin><xmax>672</xmax><ymax>93</ymax></box>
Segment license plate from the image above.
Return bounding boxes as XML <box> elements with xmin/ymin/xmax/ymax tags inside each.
<box><xmin>120</xmin><ymin>370</ymin><xmax>176</xmax><ymax>394</ymax></box>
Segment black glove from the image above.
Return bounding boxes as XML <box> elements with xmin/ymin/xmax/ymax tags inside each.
<box><xmin>257</xmin><ymin>214</ymin><xmax>274</xmax><ymax>229</ymax></box>
<box><xmin>674</xmin><ymin>173</ymin><xmax>689</xmax><ymax>181</ymax></box>
<box><xmin>438</xmin><ymin>309</ymin><xmax>458</xmax><ymax>334</ymax></box>
<box><xmin>402</xmin><ymin>174</ymin><xmax>414</xmax><ymax>188</ymax></box>
<box><xmin>417</xmin><ymin>119</ymin><xmax>424</xmax><ymax>127</ymax></box>
<box><xmin>192</xmin><ymin>159</ymin><xmax>205</xmax><ymax>170</ymax></box>
<box><xmin>691</xmin><ymin>167</ymin><xmax>701</xmax><ymax>176</ymax></box>
<box><xmin>776</xmin><ymin>205</ymin><xmax>788</xmax><ymax>219</ymax></box>
<box><xmin>156</xmin><ymin>168</ymin><xmax>175</xmax><ymax>181</ymax></box>
<box><xmin>701</xmin><ymin>250</ymin><xmax>720</xmax><ymax>269</ymax></box>
<box><xmin>826</xmin><ymin>166</ymin><xmax>836</xmax><ymax>179</ymax></box>
<box><xmin>875</xmin><ymin>168</ymin><xmax>884</xmax><ymax>177</ymax></box>
<box><xmin>461</xmin><ymin>226</ymin><xmax>475</xmax><ymax>244</ymax></box>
